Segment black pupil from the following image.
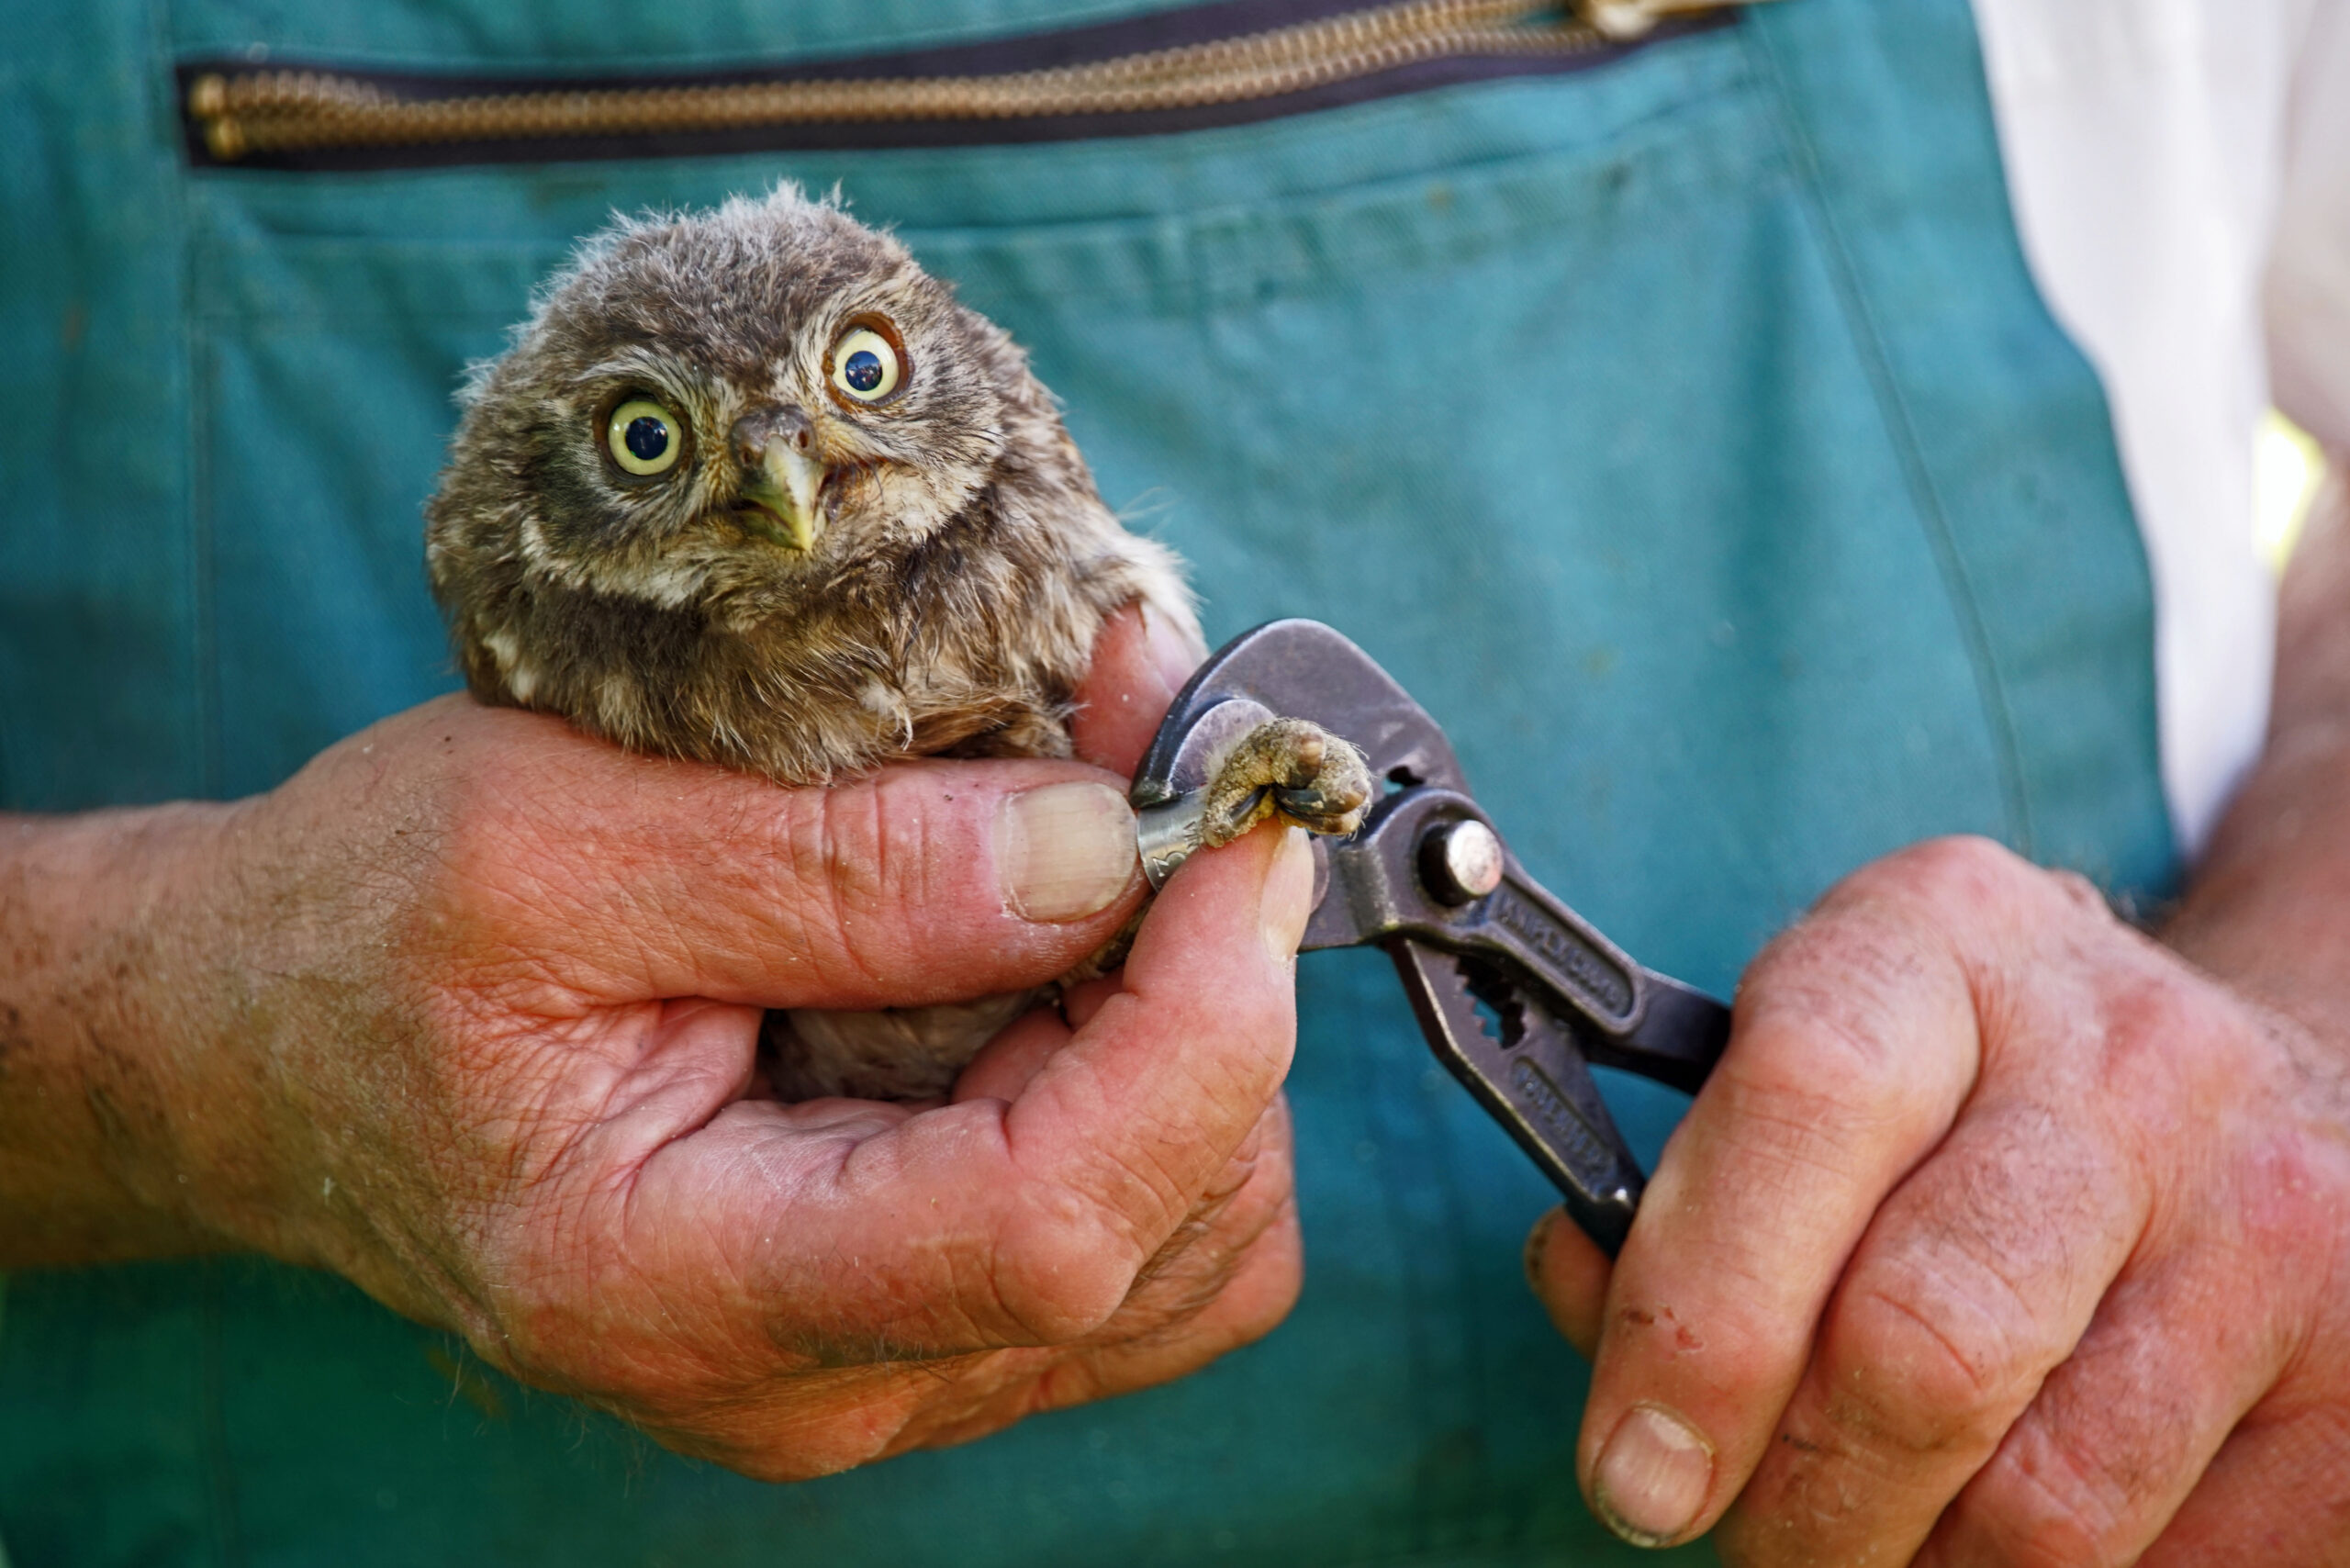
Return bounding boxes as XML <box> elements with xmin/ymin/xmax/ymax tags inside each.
<box><xmin>623</xmin><ymin>414</ymin><xmax>669</xmax><ymax>464</ymax></box>
<box><xmin>844</xmin><ymin>349</ymin><xmax>885</xmax><ymax>393</ymax></box>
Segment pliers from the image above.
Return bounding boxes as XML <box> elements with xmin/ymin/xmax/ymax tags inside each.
<box><xmin>1132</xmin><ymin>619</ymin><xmax>1732</xmax><ymax>1256</ymax></box>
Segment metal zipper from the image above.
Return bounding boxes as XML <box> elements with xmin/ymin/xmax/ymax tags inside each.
<box><xmin>181</xmin><ymin>0</ymin><xmax>1762</xmax><ymax>171</ymax></box>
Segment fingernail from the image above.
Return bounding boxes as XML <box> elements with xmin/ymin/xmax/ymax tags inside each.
<box><xmin>1592</xmin><ymin>1403</ymin><xmax>1714</xmax><ymax>1547</ymax></box>
<box><xmin>1141</xmin><ymin>601</ymin><xmax>1208</xmax><ymax>699</ymax></box>
<box><xmin>998</xmin><ymin>781</ymin><xmax>1138</xmax><ymax>923</ymax></box>
<box><xmin>1524</xmin><ymin>1207</ymin><xmax>1562</xmax><ymax>1294</ymax></box>
<box><xmin>1260</xmin><ymin>825</ymin><xmax>1315</xmax><ymax>962</ymax></box>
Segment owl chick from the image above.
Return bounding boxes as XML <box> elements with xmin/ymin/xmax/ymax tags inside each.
<box><xmin>426</xmin><ymin>185</ymin><xmax>1367</xmax><ymax>1100</ymax></box>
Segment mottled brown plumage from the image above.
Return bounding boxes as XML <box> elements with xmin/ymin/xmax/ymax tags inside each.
<box><xmin>428</xmin><ymin>185</ymin><xmax>1190</xmax><ymax>789</ymax></box>
<box><xmin>427</xmin><ymin>185</ymin><xmax>1364</xmax><ymax>1099</ymax></box>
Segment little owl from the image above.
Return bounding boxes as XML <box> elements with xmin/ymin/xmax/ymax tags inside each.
<box><xmin>426</xmin><ymin>185</ymin><xmax>1366</xmax><ymax>1099</ymax></box>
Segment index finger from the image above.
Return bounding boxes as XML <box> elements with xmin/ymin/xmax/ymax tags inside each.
<box><xmin>1068</xmin><ymin>599</ymin><xmax>1207</xmax><ymax>776</ymax></box>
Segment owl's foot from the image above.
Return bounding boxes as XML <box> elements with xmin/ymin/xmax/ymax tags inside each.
<box><xmin>1196</xmin><ymin>718</ymin><xmax>1373</xmax><ymax>849</ymax></box>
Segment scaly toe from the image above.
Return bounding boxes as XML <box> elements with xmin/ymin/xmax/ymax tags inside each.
<box><xmin>1195</xmin><ymin>718</ymin><xmax>1371</xmax><ymax>848</ymax></box>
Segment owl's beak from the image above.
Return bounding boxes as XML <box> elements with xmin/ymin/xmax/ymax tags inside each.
<box><xmin>732</xmin><ymin>406</ymin><xmax>827</xmax><ymax>552</ymax></box>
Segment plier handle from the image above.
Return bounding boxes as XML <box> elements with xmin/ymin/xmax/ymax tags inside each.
<box><xmin>1132</xmin><ymin>620</ymin><xmax>1731</xmax><ymax>1256</ymax></box>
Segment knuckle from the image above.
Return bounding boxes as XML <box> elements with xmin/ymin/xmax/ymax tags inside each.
<box><xmin>1853</xmin><ymin>834</ymin><xmax>2020</xmax><ymax>911</ymax></box>
<box><xmin>655</xmin><ymin>1387</ymin><xmax>920</xmax><ymax>1483</ymax></box>
<box><xmin>1709</xmin><ymin>1048</ymin><xmax>1909</xmax><ymax>1215</ymax></box>
<box><xmin>1830</xmin><ymin>834</ymin><xmax>2076</xmax><ymax>955</ymax></box>
<box><xmin>1734</xmin><ymin>929</ymin><xmax>1959</xmax><ymax>1130</ymax></box>
<box><xmin>986</xmin><ymin>1188</ymin><xmax>1152</xmax><ymax>1343</ymax></box>
<box><xmin>984</xmin><ymin>1105</ymin><xmax>1287</xmax><ymax>1347</ymax></box>
<box><xmin>1752</xmin><ymin>886</ymin><xmax>1950</xmax><ymax>1026</ymax></box>
<box><xmin>1207</xmin><ymin>989</ymin><xmax>1295</xmax><ymax>1091</ymax></box>
<box><xmin>1860</xmin><ymin>835</ymin><xmax>2123</xmax><ymax>952</ymax></box>
<box><xmin>765</xmin><ymin>785</ymin><xmax>902</xmax><ymax>988</ymax></box>
<box><xmin>487</xmin><ymin>1287</ymin><xmax>649</xmax><ymax>1406</ymax></box>
<box><xmin>809</xmin><ymin>781</ymin><xmax>890</xmax><ymax>914</ymax></box>
<box><xmin>2086</xmin><ymin>967</ymin><xmax>2213</xmax><ymax>1090</ymax></box>
<box><xmin>1745</xmin><ymin>1005</ymin><xmax>1908</xmax><ymax>1112</ymax></box>
<box><xmin>1235</xmin><ymin>1215</ymin><xmax>1305</xmax><ymax>1338</ymax></box>
<box><xmin>1821</xmin><ymin>1275</ymin><xmax>2041</xmax><ymax>1458</ymax></box>
<box><xmin>1962</xmin><ymin>1425</ymin><xmax>2154</xmax><ymax>1568</ymax></box>
<box><xmin>2224</xmin><ymin>1123</ymin><xmax>2349</xmax><ymax>1301</ymax></box>
<box><xmin>2042</xmin><ymin>867</ymin><xmax>2115</xmax><ymax>924</ymax></box>
<box><xmin>716</xmin><ymin>1441</ymin><xmax>880</xmax><ymax>1486</ymax></box>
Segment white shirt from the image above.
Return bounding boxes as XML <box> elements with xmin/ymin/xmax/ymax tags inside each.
<box><xmin>1970</xmin><ymin>0</ymin><xmax>2350</xmax><ymax>857</ymax></box>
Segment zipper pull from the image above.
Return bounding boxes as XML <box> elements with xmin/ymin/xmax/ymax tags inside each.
<box><xmin>1573</xmin><ymin>0</ymin><xmax>1781</xmax><ymax>42</ymax></box>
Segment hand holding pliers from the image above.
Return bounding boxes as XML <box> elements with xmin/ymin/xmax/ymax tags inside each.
<box><xmin>1132</xmin><ymin>620</ymin><xmax>1732</xmax><ymax>1255</ymax></box>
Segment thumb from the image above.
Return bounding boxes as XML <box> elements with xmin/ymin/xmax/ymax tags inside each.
<box><xmin>407</xmin><ymin>700</ymin><xmax>1147</xmax><ymax>1010</ymax></box>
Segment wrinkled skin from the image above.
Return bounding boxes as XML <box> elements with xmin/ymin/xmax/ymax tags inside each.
<box><xmin>1532</xmin><ymin>467</ymin><xmax>2350</xmax><ymax>1565</ymax></box>
<box><xmin>0</xmin><ymin>607</ymin><xmax>1316</xmax><ymax>1479</ymax></box>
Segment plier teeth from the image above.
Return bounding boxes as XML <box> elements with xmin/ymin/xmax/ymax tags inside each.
<box><xmin>1131</xmin><ymin>619</ymin><xmax>1733</xmax><ymax>1256</ymax></box>
<box><xmin>1393</xmin><ymin>938</ymin><xmax>1649</xmax><ymax>1255</ymax></box>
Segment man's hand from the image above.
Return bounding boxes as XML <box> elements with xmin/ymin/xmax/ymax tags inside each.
<box><xmin>1531</xmin><ymin>467</ymin><xmax>2350</xmax><ymax>1564</ymax></box>
<box><xmin>0</xmin><ymin>607</ymin><xmax>1317</xmax><ymax>1480</ymax></box>
<box><xmin>1530</xmin><ymin>838</ymin><xmax>2350</xmax><ymax>1563</ymax></box>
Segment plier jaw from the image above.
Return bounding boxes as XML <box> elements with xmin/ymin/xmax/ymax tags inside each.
<box><xmin>1131</xmin><ymin>619</ymin><xmax>1732</xmax><ymax>1256</ymax></box>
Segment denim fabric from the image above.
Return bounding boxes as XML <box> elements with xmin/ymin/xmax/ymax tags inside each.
<box><xmin>0</xmin><ymin>0</ymin><xmax>2170</xmax><ymax>1562</ymax></box>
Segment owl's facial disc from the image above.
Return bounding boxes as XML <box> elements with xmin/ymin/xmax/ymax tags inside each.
<box><xmin>730</xmin><ymin>403</ymin><xmax>827</xmax><ymax>551</ymax></box>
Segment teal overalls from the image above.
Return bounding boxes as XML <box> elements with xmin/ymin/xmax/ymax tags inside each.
<box><xmin>0</xmin><ymin>0</ymin><xmax>2174</xmax><ymax>1561</ymax></box>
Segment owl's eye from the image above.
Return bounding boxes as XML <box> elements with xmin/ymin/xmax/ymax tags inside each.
<box><xmin>830</xmin><ymin>326</ymin><xmax>902</xmax><ymax>404</ymax></box>
<box><xmin>606</xmin><ymin>397</ymin><xmax>685</xmax><ymax>477</ymax></box>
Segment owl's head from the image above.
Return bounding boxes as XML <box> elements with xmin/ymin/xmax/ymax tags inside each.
<box><xmin>430</xmin><ymin>185</ymin><xmax>1045</xmax><ymax>622</ymax></box>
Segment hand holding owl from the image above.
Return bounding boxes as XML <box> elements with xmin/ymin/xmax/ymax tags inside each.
<box><xmin>12</xmin><ymin>608</ymin><xmax>1317</xmax><ymax>1476</ymax></box>
<box><xmin>0</xmin><ymin>187</ymin><xmax>1354</xmax><ymax>1479</ymax></box>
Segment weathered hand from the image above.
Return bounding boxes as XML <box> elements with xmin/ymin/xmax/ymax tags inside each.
<box><xmin>5</xmin><ymin>608</ymin><xmax>1315</xmax><ymax>1480</ymax></box>
<box><xmin>1528</xmin><ymin>836</ymin><xmax>2350</xmax><ymax>1564</ymax></box>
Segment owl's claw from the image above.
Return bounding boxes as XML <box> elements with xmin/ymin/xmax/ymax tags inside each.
<box><xmin>1196</xmin><ymin>718</ymin><xmax>1373</xmax><ymax>849</ymax></box>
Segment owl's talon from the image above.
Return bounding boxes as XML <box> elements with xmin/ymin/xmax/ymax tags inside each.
<box><xmin>1196</xmin><ymin>719</ymin><xmax>1372</xmax><ymax>850</ymax></box>
<box><xmin>1274</xmin><ymin>784</ymin><xmax>1348</xmax><ymax>819</ymax></box>
<box><xmin>1202</xmin><ymin>786</ymin><xmax>1273</xmax><ymax>846</ymax></box>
